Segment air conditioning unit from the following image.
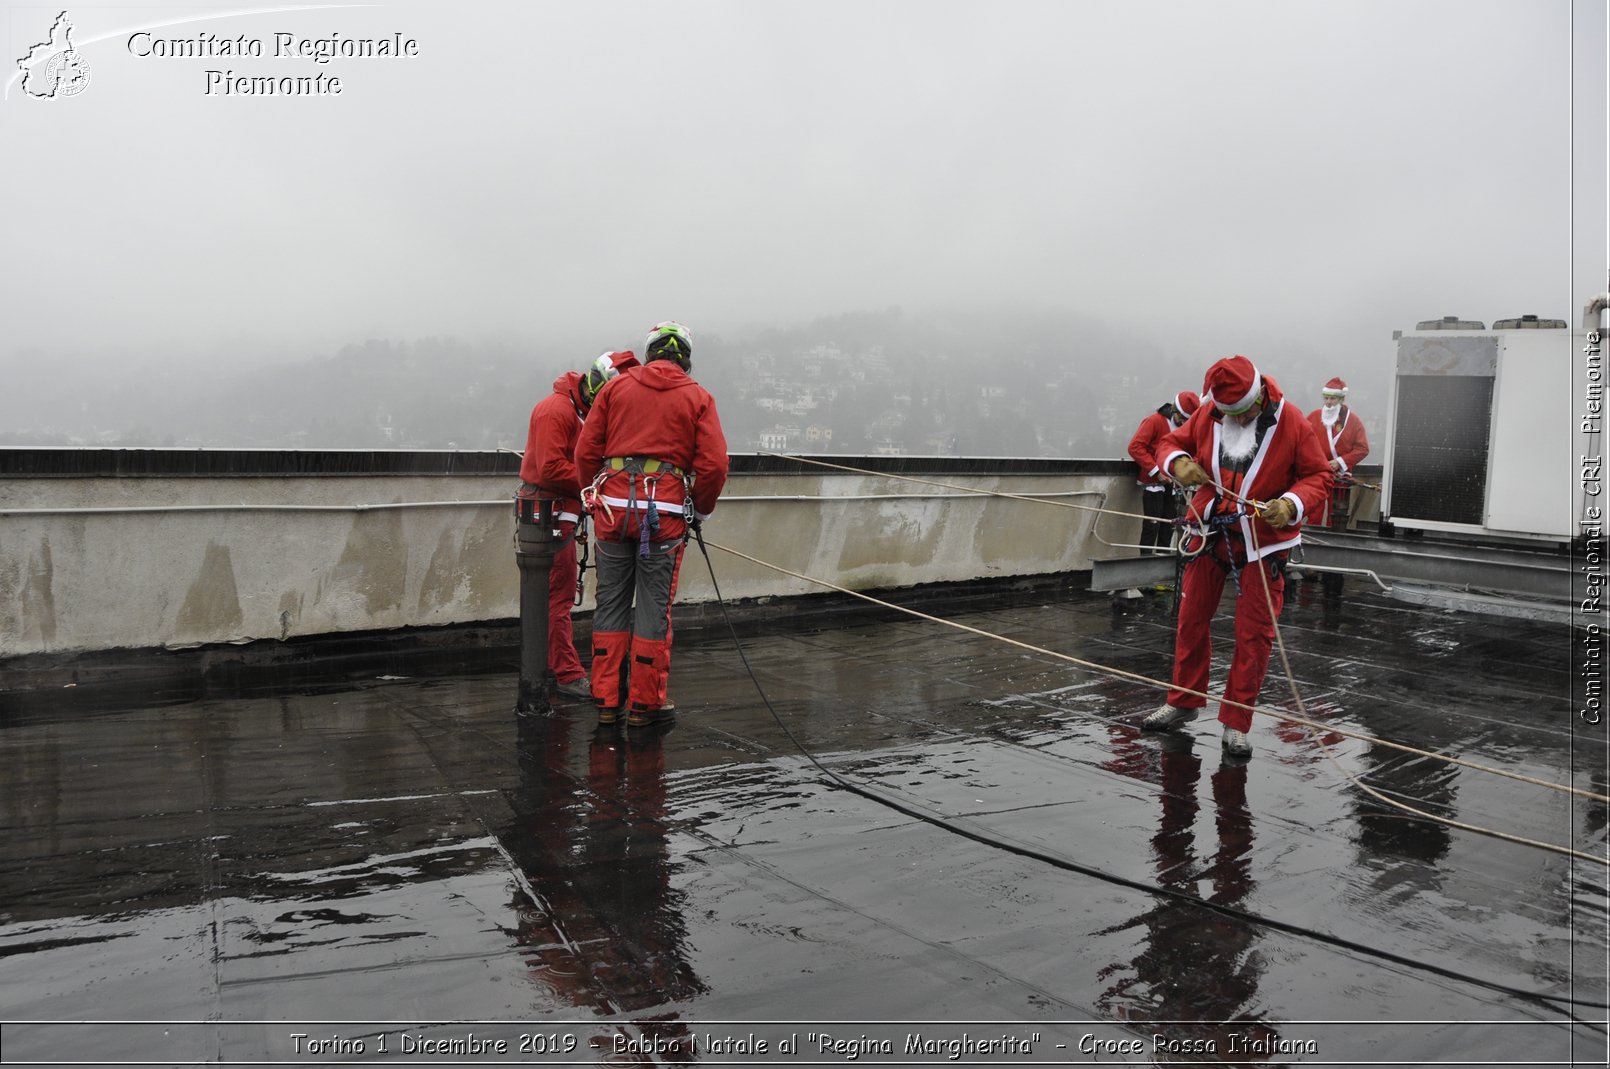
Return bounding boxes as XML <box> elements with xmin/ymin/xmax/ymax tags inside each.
<box><xmin>1382</xmin><ymin>314</ymin><xmax>1576</xmax><ymax>541</ymax></box>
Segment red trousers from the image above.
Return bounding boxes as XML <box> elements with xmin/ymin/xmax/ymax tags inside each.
<box><xmin>547</xmin><ymin>521</ymin><xmax>585</xmax><ymax>684</ymax></box>
<box><xmin>1318</xmin><ymin>482</ymin><xmax>1352</xmax><ymax>528</ymax></box>
<box><xmin>1167</xmin><ymin>539</ymin><xmax>1287</xmax><ymax>733</ymax></box>
<box><xmin>589</xmin><ymin>536</ymin><xmax>685</xmax><ymax>714</ymax></box>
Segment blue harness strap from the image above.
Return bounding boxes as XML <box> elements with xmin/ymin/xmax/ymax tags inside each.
<box><xmin>639</xmin><ymin>474</ymin><xmax>662</xmax><ymax>557</ymax></box>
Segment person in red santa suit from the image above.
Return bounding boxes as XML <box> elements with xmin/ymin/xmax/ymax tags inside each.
<box><xmin>1141</xmin><ymin>355</ymin><xmax>1332</xmax><ymax>758</ymax></box>
<box><xmin>1306</xmin><ymin>376</ymin><xmax>1370</xmax><ymax>528</ymax></box>
<box><xmin>1127</xmin><ymin>391</ymin><xmax>1202</xmax><ymax>555</ymax></box>
<box><xmin>518</xmin><ymin>350</ymin><xmax>641</xmax><ymax>699</ymax></box>
<box><xmin>574</xmin><ymin>322</ymin><xmax>729</xmax><ymax>728</ymax></box>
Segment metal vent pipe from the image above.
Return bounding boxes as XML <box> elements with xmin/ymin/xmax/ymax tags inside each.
<box><xmin>1583</xmin><ymin>293</ymin><xmax>1610</xmax><ymax>331</ymax></box>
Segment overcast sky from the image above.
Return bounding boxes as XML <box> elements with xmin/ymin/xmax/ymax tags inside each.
<box><xmin>1</xmin><ymin>0</ymin><xmax>1604</xmax><ymax>393</ymax></box>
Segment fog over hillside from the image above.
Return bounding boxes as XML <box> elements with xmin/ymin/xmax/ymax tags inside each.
<box><xmin>0</xmin><ymin>304</ymin><xmax>1410</xmax><ymax>457</ymax></box>
<box><xmin>2</xmin><ymin>0</ymin><xmax>1601</xmax><ymax>457</ymax></box>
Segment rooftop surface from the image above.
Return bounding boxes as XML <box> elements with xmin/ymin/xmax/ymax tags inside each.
<box><xmin>1</xmin><ymin>577</ymin><xmax>1605</xmax><ymax>1066</ymax></box>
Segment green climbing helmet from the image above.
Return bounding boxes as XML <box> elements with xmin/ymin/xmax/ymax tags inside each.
<box><xmin>644</xmin><ymin>321</ymin><xmax>693</xmax><ymax>370</ymax></box>
<box><xmin>580</xmin><ymin>350</ymin><xmax>639</xmax><ymax>407</ymax></box>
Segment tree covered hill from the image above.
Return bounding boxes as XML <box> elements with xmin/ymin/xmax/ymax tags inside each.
<box><xmin>1</xmin><ymin>309</ymin><xmax>1232</xmax><ymax>458</ymax></box>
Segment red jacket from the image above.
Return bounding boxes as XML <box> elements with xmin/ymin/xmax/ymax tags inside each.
<box><xmin>1158</xmin><ymin>375</ymin><xmax>1333</xmax><ymax>561</ymax></box>
<box><xmin>518</xmin><ymin>371</ymin><xmax>587</xmax><ymax>520</ymax></box>
<box><xmin>1307</xmin><ymin>404</ymin><xmax>1369</xmax><ymax>473</ymax></box>
<box><xmin>573</xmin><ymin>361</ymin><xmax>729</xmax><ymax>541</ymax></box>
<box><xmin>1128</xmin><ymin>409</ymin><xmax>1177</xmax><ymax>486</ymax></box>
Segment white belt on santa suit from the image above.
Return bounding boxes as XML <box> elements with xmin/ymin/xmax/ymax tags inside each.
<box><xmin>596</xmin><ymin>494</ymin><xmax>682</xmax><ymax>513</ymax></box>
<box><xmin>530</xmin><ymin>503</ymin><xmax>580</xmax><ymax>524</ymax></box>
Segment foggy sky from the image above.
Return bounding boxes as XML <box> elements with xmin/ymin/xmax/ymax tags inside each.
<box><xmin>2</xmin><ymin>0</ymin><xmax>1604</xmax><ymax>402</ymax></box>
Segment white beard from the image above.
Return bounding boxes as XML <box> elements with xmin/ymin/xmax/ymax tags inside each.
<box><xmin>1321</xmin><ymin>403</ymin><xmax>1340</xmax><ymax>427</ymax></box>
<box><xmin>1219</xmin><ymin>416</ymin><xmax>1260</xmax><ymax>462</ymax></box>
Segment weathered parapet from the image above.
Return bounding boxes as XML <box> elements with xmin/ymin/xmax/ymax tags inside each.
<box><xmin>0</xmin><ymin>449</ymin><xmax>1146</xmax><ymax>660</ymax></box>
<box><xmin>689</xmin><ymin>461</ymin><xmax>1134</xmax><ymax>604</ymax></box>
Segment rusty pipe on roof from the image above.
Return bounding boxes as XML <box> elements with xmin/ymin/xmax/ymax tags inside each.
<box><xmin>514</xmin><ymin>495</ymin><xmax>560</xmax><ymax>717</ymax></box>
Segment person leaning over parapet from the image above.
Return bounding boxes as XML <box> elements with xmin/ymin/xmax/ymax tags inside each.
<box><xmin>1127</xmin><ymin>390</ymin><xmax>1201</xmax><ymax>555</ymax></box>
<box><xmin>1140</xmin><ymin>355</ymin><xmax>1332</xmax><ymax>759</ymax></box>
<box><xmin>573</xmin><ymin>322</ymin><xmax>729</xmax><ymax>729</ymax></box>
<box><xmin>518</xmin><ymin>349</ymin><xmax>640</xmax><ymax>700</ymax></box>
<box><xmin>1306</xmin><ymin>376</ymin><xmax>1370</xmax><ymax>528</ymax></box>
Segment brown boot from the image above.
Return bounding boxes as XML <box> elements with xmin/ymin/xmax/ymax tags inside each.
<box><xmin>627</xmin><ymin>700</ymin><xmax>676</xmax><ymax>728</ymax></box>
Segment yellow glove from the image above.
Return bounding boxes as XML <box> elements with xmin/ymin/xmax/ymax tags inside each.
<box><xmin>1170</xmin><ymin>457</ymin><xmax>1210</xmax><ymax>487</ymax></box>
<box><xmin>1260</xmin><ymin>497</ymin><xmax>1297</xmax><ymax>528</ymax></box>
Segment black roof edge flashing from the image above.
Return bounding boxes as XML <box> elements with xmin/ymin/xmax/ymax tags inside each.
<box><xmin>0</xmin><ymin>448</ymin><xmax>1147</xmax><ymax>479</ymax></box>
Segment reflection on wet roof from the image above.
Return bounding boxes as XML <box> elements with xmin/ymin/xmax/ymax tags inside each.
<box><xmin>0</xmin><ymin>579</ymin><xmax>1604</xmax><ymax>1065</ymax></box>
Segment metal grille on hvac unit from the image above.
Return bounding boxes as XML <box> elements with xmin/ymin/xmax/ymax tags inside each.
<box><xmin>1389</xmin><ymin>376</ymin><xmax>1494</xmax><ymax>526</ymax></box>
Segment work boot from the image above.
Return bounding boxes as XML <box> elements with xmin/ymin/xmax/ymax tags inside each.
<box><xmin>555</xmin><ymin>674</ymin><xmax>591</xmax><ymax>700</ymax></box>
<box><xmin>1221</xmin><ymin>726</ymin><xmax>1252</xmax><ymax>758</ymax></box>
<box><xmin>627</xmin><ymin>700</ymin><xmax>676</xmax><ymax>728</ymax></box>
<box><xmin>596</xmin><ymin>706</ymin><xmax>620</xmax><ymax>727</ymax></box>
<box><xmin>1142</xmin><ymin>704</ymin><xmax>1198</xmax><ymax>731</ymax></box>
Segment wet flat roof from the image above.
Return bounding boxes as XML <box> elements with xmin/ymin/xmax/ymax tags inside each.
<box><xmin>1</xmin><ymin>578</ymin><xmax>1605</xmax><ymax>1066</ymax></box>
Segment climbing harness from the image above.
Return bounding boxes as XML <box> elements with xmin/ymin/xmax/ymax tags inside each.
<box><xmin>580</xmin><ymin>475</ymin><xmax>611</xmax><ymax>523</ymax></box>
<box><xmin>588</xmin><ymin>457</ymin><xmax>693</xmax><ymax>558</ymax></box>
<box><xmin>512</xmin><ymin>482</ymin><xmax>580</xmax><ymax>552</ymax></box>
<box><xmin>605</xmin><ymin>457</ymin><xmax>685</xmax><ymax>477</ymax></box>
<box><xmin>1174</xmin><ymin>509</ymin><xmax>1242</xmax><ymax>561</ymax></box>
<box><xmin>1174</xmin><ymin>509</ymin><xmax>1292</xmax><ymax>597</ymax></box>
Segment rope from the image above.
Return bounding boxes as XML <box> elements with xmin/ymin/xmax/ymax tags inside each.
<box><xmin>591</xmin><ymin>449</ymin><xmax>1598</xmax><ymax>860</ymax></box>
<box><xmin>688</xmin><ymin>533</ymin><xmax>1609</xmax><ymax>1013</ymax></box>
<box><xmin>756</xmin><ymin>451</ymin><xmax>1157</xmax><ymax>524</ymax></box>
<box><xmin>753</xmin><ymin>454</ymin><xmax>1602</xmax><ymax>786</ymax></box>
<box><xmin>702</xmin><ymin>538</ymin><xmax>1609</xmax><ymax>864</ymax></box>
<box><xmin>1139</xmin><ymin>482</ymin><xmax>1576</xmax><ymax>872</ymax></box>
<box><xmin>1244</xmin><ymin>519</ymin><xmax>1610</xmax><ymax>866</ymax></box>
<box><xmin>749</xmin><ymin>456</ymin><xmax>1597</xmax><ymax>766</ymax></box>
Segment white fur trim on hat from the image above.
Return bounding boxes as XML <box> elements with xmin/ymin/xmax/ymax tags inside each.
<box><xmin>1215</xmin><ymin>367</ymin><xmax>1263</xmax><ymax>415</ymax></box>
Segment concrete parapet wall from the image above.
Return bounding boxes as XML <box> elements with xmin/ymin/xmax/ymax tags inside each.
<box><xmin>0</xmin><ymin>451</ymin><xmax>1143</xmax><ymax>659</ymax></box>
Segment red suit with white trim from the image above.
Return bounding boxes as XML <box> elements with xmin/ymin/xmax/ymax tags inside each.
<box><xmin>1157</xmin><ymin>358</ymin><xmax>1332</xmax><ymax>734</ymax></box>
<box><xmin>1306</xmin><ymin>377</ymin><xmax>1370</xmax><ymax>527</ymax></box>
<box><xmin>1306</xmin><ymin>404</ymin><xmax>1368</xmax><ymax>474</ymax></box>
<box><xmin>574</xmin><ymin>339</ymin><xmax>729</xmax><ymax>720</ymax></box>
<box><xmin>1128</xmin><ymin>391</ymin><xmax>1201</xmax><ymax>553</ymax></box>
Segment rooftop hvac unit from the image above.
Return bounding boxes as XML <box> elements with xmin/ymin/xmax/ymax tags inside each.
<box><xmin>1491</xmin><ymin>314</ymin><xmax>1568</xmax><ymax>330</ymax></box>
<box><xmin>1383</xmin><ymin>314</ymin><xmax>1576</xmax><ymax>541</ymax></box>
<box><xmin>1415</xmin><ymin>315</ymin><xmax>1487</xmax><ymax>331</ymax></box>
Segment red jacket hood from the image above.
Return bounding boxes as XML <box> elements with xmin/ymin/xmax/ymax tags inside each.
<box><xmin>1261</xmin><ymin>374</ymin><xmax>1286</xmax><ymax>407</ymax></box>
<box><xmin>629</xmin><ymin>361</ymin><xmax>700</xmax><ymax>391</ymax></box>
<box><xmin>552</xmin><ymin>370</ymin><xmax>585</xmax><ymax>409</ymax></box>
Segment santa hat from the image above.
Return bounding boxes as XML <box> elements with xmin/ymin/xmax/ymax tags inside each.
<box><xmin>595</xmin><ymin>350</ymin><xmax>640</xmax><ymax>376</ymax></box>
<box><xmin>580</xmin><ymin>349</ymin><xmax>640</xmax><ymax>407</ymax></box>
<box><xmin>1174</xmin><ymin>390</ymin><xmax>1201</xmax><ymax>418</ymax></box>
<box><xmin>1321</xmin><ymin>376</ymin><xmax>1348</xmax><ymax>397</ymax></box>
<box><xmin>1203</xmin><ymin>356</ymin><xmax>1263</xmax><ymax>416</ymax></box>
